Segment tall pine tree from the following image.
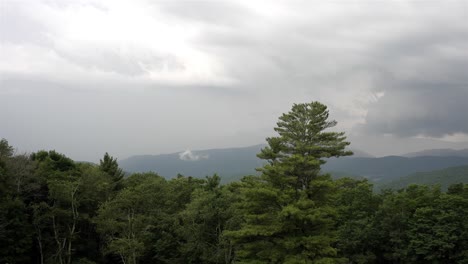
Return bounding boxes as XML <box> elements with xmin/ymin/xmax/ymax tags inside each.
<box><xmin>99</xmin><ymin>152</ymin><xmax>125</xmax><ymax>189</ymax></box>
<box><xmin>227</xmin><ymin>101</ymin><xmax>352</xmax><ymax>263</ymax></box>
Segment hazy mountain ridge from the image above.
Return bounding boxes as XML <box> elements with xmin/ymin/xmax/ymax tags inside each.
<box><xmin>120</xmin><ymin>145</ymin><xmax>468</xmax><ymax>184</ymax></box>
<box><xmin>323</xmin><ymin>156</ymin><xmax>468</xmax><ymax>182</ymax></box>
<box><xmin>119</xmin><ymin>144</ymin><xmax>266</xmax><ymax>182</ymax></box>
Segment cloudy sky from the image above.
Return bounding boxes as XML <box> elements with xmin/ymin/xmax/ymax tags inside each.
<box><xmin>1</xmin><ymin>0</ymin><xmax>468</xmax><ymax>161</ymax></box>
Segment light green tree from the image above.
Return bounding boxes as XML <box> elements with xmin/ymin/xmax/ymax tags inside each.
<box><xmin>178</xmin><ymin>174</ymin><xmax>238</xmax><ymax>263</ymax></box>
<box><xmin>95</xmin><ymin>173</ymin><xmax>167</xmax><ymax>264</ymax></box>
<box><xmin>30</xmin><ymin>150</ymin><xmax>82</xmax><ymax>264</ymax></box>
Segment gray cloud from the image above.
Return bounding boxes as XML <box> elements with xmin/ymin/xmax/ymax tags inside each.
<box><xmin>0</xmin><ymin>1</ymin><xmax>50</xmax><ymax>45</ymax></box>
<box><xmin>363</xmin><ymin>84</ymin><xmax>468</xmax><ymax>137</ymax></box>
<box><xmin>56</xmin><ymin>49</ymin><xmax>185</xmax><ymax>76</ymax></box>
<box><xmin>159</xmin><ymin>1</ymin><xmax>252</xmax><ymax>26</ymax></box>
<box><xmin>358</xmin><ymin>8</ymin><xmax>468</xmax><ymax>138</ymax></box>
<box><xmin>1</xmin><ymin>0</ymin><xmax>468</xmax><ymax>161</ymax></box>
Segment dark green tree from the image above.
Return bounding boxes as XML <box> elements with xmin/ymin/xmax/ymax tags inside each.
<box><xmin>0</xmin><ymin>197</ymin><xmax>32</xmax><ymax>264</ymax></box>
<box><xmin>0</xmin><ymin>139</ymin><xmax>34</xmax><ymax>264</ymax></box>
<box><xmin>0</xmin><ymin>138</ymin><xmax>14</xmax><ymax>193</ymax></box>
<box><xmin>149</xmin><ymin>175</ymin><xmax>205</xmax><ymax>263</ymax></box>
<box><xmin>371</xmin><ymin>185</ymin><xmax>441</xmax><ymax>263</ymax></box>
<box><xmin>334</xmin><ymin>178</ymin><xmax>379</xmax><ymax>263</ymax></box>
<box><xmin>99</xmin><ymin>152</ymin><xmax>125</xmax><ymax>184</ymax></box>
<box><xmin>257</xmin><ymin>102</ymin><xmax>352</xmax><ymax>190</ymax></box>
<box><xmin>227</xmin><ymin>101</ymin><xmax>352</xmax><ymax>263</ymax></box>
<box><xmin>0</xmin><ymin>138</ymin><xmax>14</xmax><ymax>157</ymax></box>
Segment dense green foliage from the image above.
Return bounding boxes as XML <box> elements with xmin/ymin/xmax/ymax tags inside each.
<box><xmin>1</xmin><ymin>102</ymin><xmax>468</xmax><ymax>263</ymax></box>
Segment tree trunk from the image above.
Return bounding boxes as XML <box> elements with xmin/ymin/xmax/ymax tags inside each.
<box><xmin>37</xmin><ymin>235</ymin><xmax>44</xmax><ymax>264</ymax></box>
<box><xmin>66</xmin><ymin>183</ymin><xmax>79</xmax><ymax>264</ymax></box>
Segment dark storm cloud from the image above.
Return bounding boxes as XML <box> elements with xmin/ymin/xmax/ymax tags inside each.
<box><xmin>364</xmin><ymin>84</ymin><xmax>468</xmax><ymax>137</ymax></box>
<box><xmin>360</xmin><ymin>9</ymin><xmax>468</xmax><ymax>138</ymax></box>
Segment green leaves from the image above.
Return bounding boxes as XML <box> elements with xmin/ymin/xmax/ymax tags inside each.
<box><xmin>0</xmin><ymin>197</ymin><xmax>32</xmax><ymax>264</ymax></box>
<box><xmin>176</xmin><ymin>175</ymin><xmax>237</xmax><ymax>263</ymax></box>
<box><xmin>95</xmin><ymin>173</ymin><xmax>167</xmax><ymax>264</ymax></box>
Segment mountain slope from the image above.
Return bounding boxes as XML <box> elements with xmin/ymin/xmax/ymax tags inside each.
<box><xmin>378</xmin><ymin>165</ymin><xmax>468</xmax><ymax>191</ymax></box>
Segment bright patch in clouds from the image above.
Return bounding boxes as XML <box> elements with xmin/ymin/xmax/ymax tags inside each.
<box><xmin>1</xmin><ymin>0</ymin><xmax>231</xmax><ymax>85</ymax></box>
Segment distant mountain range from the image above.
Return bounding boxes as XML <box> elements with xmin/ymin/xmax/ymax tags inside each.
<box><xmin>119</xmin><ymin>145</ymin><xmax>468</xmax><ymax>185</ymax></box>
<box><xmin>323</xmin><ymin>155</ymin><xmax>468</xmax><ymax>182</ymax></box>
<box><xmin>402</xmin><ymin>148</ymin><xmax>468</xmax><ymax>158</ymax></box>
<box><xmin>119</xmin><ymin>145</ymin><xmax>265</xmax><ymax>183</ymax></box>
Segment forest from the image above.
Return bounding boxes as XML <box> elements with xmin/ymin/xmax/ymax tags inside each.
<box><xmin>1</xmin><ymin>102</ymin><xmax>467</xmax><ymax>264</ymax></box>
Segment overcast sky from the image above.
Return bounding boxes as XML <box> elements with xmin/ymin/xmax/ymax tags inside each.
<box><xmin>1</xmin><ymin>0</ymin><xmax>468</xmax><ymax>162</ymax></box>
